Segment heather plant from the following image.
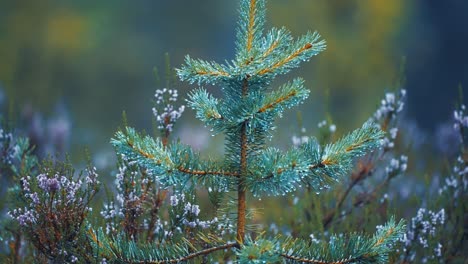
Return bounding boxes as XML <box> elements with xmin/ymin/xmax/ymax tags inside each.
<box><xmin>0</xmin><ymin>124</ymin><xmax>37</xmax><ymax>262</ymax></box>
<box><xmin>92</xmin><ymin>0</ymin><xmax>406</xmax><ymax>262</ymax></box>
<box><xmin>100</xmin><ymin>60</ymin><xmax>188</xmax><ymax>244</ymax></box>
<box><xmin>399</xmin><ymin>208</ymin><xmax>446</xmax><ymax>262</ymax></box>
<box><xmin>7</xmin><ymin>158</ymin><xmax>100</xmax><ymax>263</ymax></box>
<box><xmin>0</xmin><ymin>92</ymin><xmax>78</xmax><ymax>262</ymax></box>
<box><xmin>100</xmin><ymin>157</ymin><xmax>168</xmax><ymax>242</ymax></box>
<box><xmin>395</xmin><ymin>102</ymin><xmax>468</xmax><ymax>263</ymax></box>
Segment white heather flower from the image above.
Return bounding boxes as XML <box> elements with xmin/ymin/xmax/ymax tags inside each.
<box><xmin>434</xmin><ymin>243</ymin><xmax>442</xmax><ymax>257</ymax></box>
<box><xmin>20</xmin><ymin>177</ymin><xmax>31</xmax><ymax>192</ymax></box>
<box><xmin>30</xmin><ymin>192</ymin><xmax>39</xmax><ymax>205</ymax></box>
<box><xmin>389</xmin><ymin>128</ymin><xmax>398</xmax><ymax>139</ymax></box>
<box><xmin>269</xmin><ymin>223</ymin><xmax>278</xmax><ymax>234</ymax></box>
<box><xmin>309</xmin><ymin>234</ymin><xmax>320</xmax><ymax>244</ymax></box>
<box><xmin>380</xmin><ymin>193</ymin><xmax>389</xmax><ymax>203</ymax></box>
<box><xmin>403</xmin><ymin>207</ymin><xmax>446</xmax><ymax>256</ymax></box>
<box><xmin>318</xmin><ymin>120</ymin><xmax>327</xmax><ymax>128</ymax></box>
<box><xmin>291</xmin><ymin>136</ymin><xmax>301</xmax><ymax>146</ymax></box>
<box><xmin>85</xmin><ymin>166</ymin><xmax>99</xmax><ymax>184</ymax></box>
<box><xmin>385</xmin><ymin>93</ymin><xmax>395</xmax><ymax>104</ymax></box>
<box><xmin>13</xmin><ymin>208</ymin><xmax>37</xmax><ymax>226</ymax></box>
<box><xmin>153</xmin><ymin>88</ymin><xmax>185</xmax><ymax>133</ymax></box>
<box><xmin>198</xmin><ymin>221</ymin><xmax>209</xmax><ymax>229</ymax></box>
<box><xmin>385</xmin><ymin>155</ymin><xmax>407</xmax><ymax>176</ymax></box>
<box><xmin>292</xmin><ymin>135</ymin><xmax>309</xmax><ymax>147</ymax></box>
<box><xmin>184</xmin><ymin>202</ymin><xmax>192</xmax><ymax>213</ymax></box>
<box><xmin>170</xmin><ymin>195</ymin><xmax>179</xmax><ymax>206</ymax></box>
<box><xmin>372</xmin><ymin>89</ymin><xmax>405</xmax><ymax>124</ymax></box>
<box><xmin>37</xmin><ymin>174</ymin><xmax>61</xmax><ymax>192</ymax></box>
<box><xmin>293</xmin><ymin>196</ymin><xmax>299</xmax><ymax>205</ymax></box>
<box><xmin>188</xmin><ymin>221</ymin><xmax>196</xmax><ymax>228</ymax></box>
<box><xmin>380</xmin><ymin>138</ymin><xmax>394</xmax><ymax>149</ymax></box>
<box><xmin>445</xmin><ymin>177</ymin><xmax>457</xmax><ymax>188</ymax></box>
<box><xmin>191</xmin><ymin>204</ymin><xmax>201</xmax><ymax>216</ymax></box>
<box><xmin>453</xmin><ymin>105</ymin><xmax>468</xmax><ymax>130</ymax></box>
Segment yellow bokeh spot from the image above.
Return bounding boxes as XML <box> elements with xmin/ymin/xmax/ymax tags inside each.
<box><xmin>46</xmin><ymin>10</ymin><xmax>89</xmax><ymax>54</ymax></box>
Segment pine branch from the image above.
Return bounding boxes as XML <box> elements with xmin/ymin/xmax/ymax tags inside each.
<box><xmin>246</xmin><ymin>0</ymin><xmax>259</xmax><ymax>52</ymax></box>
<box><xmin>177</xmin><ymin>56</ymin><xmax>231</xmax><ymax>85</ymax></box>
<box><xmin>91</xmin><ymin>228</ymin><xmax>237</xmax><ymax>263</ymax></box>
<box><xmin>256</xmin><ymin>31</ymin><xmax>326</xmax><ymax>77</ymax></box>
<box><xmin>246</xmin><ymin>122</ymin><xmax>384</xmax><ymax>197</ymax></box>
<box><xmin>259</xmin><ymin>27</ymin><xmax>292</xmax><ymax>60</ymax></box>
<box><xmin>257</xmin><ymin>78</ymin><xmax>309</xmax><ymax>115</ymax></box>
<box><xmin>216</xmin><ymin>78</ymin><xmax>309</xmax><ymax>140</ymax></box>
<box><xmin>277</xmin><ymin>218</ymin><xmax>405</xmax><ymax>264</ymax></box>
<box><xmin>320</xmin><ymin>121</ymin><xmax>384</xmax><ymax>175</ymax></box>
<box><xmin>166</xmin><ymin>243</ymin><xmax>237</xmax><ymax>263</ymax></box>
<box><xmin>234</xmin><ymin>218</ymin><xmax>405</xmax><ymax>264</ymax></box>
<box><xmin>187</xmin><ymin>88</ymin><xmax>225</xmax><ymax>134</ymax></box>
<box><xmin>279</xmin><ymin>253</ymin><xmax>358</xmax><ymax>264</ymax></box>
<box><xmin>236</xmin><ymin>0</ymin><xmax>266</xmax><ymax>63</ymax></box>
<box><xmin>111</xmin><ymin>127</ymin><xmax>238</xmax><ymax>189</ymax></box>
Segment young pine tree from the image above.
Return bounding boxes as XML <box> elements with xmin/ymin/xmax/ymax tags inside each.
<box><xmin>97</xmin><ymin>0</ymin><xmax>405</xmax><ymax>262</ymax></box>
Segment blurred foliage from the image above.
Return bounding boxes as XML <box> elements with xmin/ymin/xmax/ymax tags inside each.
<box><xmin>268</xmin><ymin>0</ymin><xmax>408</xmax><ymax>125</ymax></box>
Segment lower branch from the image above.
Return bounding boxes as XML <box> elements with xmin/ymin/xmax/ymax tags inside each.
<box><xmin>279</xmin><ymin>253</ymin><xmax>357</xmax><ymax>264</ymax></box>
<box><xmin>120</xmin><ymin>243</ymin><xmax>238</xmax><ymax>264</ymax></box>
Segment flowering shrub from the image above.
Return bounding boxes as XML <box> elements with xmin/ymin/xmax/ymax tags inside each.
<box><xmin>101</xmin><ymin>158</ymin><xmax>167</xmax><ymax>241</ymax></box>
<box><xmin>400</xmin><ymin>208</ymin><xmax>446</xmax><ymax>262</ymax></box>
<box><xmin>398</xmin><ymin>102</ymin><xmax>467</xmax><ymax>263</ymax></box>
<box><xmin>152</xmin><ymin>88</ymin><xmax>185</xmax><ymax>146</ymax></box>
<box><xmin>8</xmin><ymin>159</ymin><xmax>100</xmax><ymax>263</ymax></box>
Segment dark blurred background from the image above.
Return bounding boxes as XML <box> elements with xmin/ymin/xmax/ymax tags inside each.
<box><xmin>0</xmin><ymin>0</ymin><xmax>467</xmax><ymax>162</ymax></box>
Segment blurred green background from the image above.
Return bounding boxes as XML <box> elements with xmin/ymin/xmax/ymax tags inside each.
<box><xmin>0</xmin><ymin>0</ymin><xmax>467</xmax><ymax>161</ymax></box>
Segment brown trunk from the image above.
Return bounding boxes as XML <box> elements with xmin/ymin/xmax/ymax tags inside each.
<box><xmin>236</xmin><ymin>78</ymin><xmax>249</xmax><ymax>244</ymax></box>
<box><xmin>237</xmin><ymin>121</ymin><xmax>248</xmax><ymax>244</ymax></box>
